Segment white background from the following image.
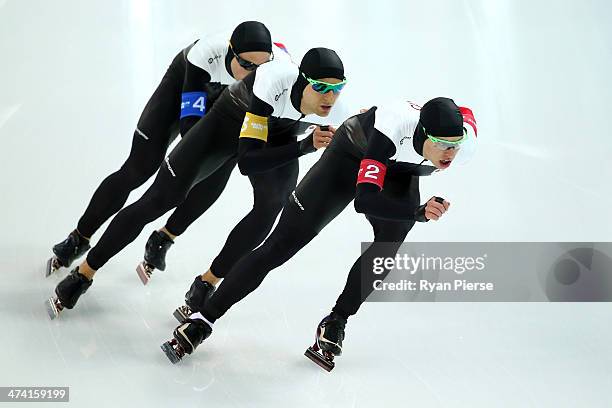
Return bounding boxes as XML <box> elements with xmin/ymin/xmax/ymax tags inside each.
<box><xmin>1</xmin><ymin>0</ymin><xmax>611</xmax><ymax>406</ymax></box>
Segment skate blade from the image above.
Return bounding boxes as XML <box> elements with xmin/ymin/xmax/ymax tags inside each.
<box><xmin>172</xmin><ymin>306</ymin><xmax>189</xmax><ymax>323</ymax></box>
<box><xmin>304</xmin><ymin>346</ymin><xmax>334</xmax><ymax>372</ymax></box>
<box><xmin>46</xmin><ymin>298</ymin><xmax>60</xmax><ymax>320</ymax></box>
<box><xmin>161</xmin><ymin>341</ymin><xmax>181</xmax><ymax>364</ymax></box>
<box><xmin>136</xmin><ymin>262</ymin><xmax>152</xmax><ymax>285</ymax></box>
<box><xmin>45</xmin><ymin>257</ymin><xmax>58</xmax><ymax>278</ymax></box>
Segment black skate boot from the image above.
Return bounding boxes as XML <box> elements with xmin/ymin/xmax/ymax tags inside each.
<box><xmin>46</xmin><ymin>267</ymin><xmax>93</xmax><ymax>319</ymax></box>
<box><xmin>173</xmin><ymin>276</ymin><xmax>216</xmax><ymax>323</ymax></box>
<box><xmin>161</xmin><ymin>318</ymin><xmax>212</xmax><ymax>364</ymax></box>
<box><xmin>46</xmin><ymin>230</ymin><xmax>90</xmax><ymax>277</ymax></box>
<box><xmin>136</xmin><ymin>230</ymin><xmax>174</xmax><ymax>285</ymax></box>
<box><xmin>304</xmin><ymin>312</ymin><xmax>347</xmax><ymax>372</ymax></box>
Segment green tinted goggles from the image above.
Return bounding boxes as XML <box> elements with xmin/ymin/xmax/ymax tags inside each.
<box><xmin>426</xmin><ymin>129</ymin><xmax>467</xmax><ymax>151</ymax></box>
<box><xmin>302</xmin><ymin>73</ymin><xmax>347</xmax><ymax>94</ymax></box>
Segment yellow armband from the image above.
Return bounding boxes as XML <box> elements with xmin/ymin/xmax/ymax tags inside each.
<box><xmin>239</xmin><ymin>112</ymin><xmax>268</xmax><ymax>142</ymax></box>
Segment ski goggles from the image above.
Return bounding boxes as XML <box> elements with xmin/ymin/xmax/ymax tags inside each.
<box><xmin>229</xmin><ymin>42</ymin><xmax>273</xmax><ymax>71</ymax></box>
<box><xmin>302</xmin><ymin>73</ymin><xmax>347</xmax><ymax>94</ymax></box>
<box><xmin>426</xmin><ymin>129</ymin><xmax>467</xmax><ymax>151</ymax></box>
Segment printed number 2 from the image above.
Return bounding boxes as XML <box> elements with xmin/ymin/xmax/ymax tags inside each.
<box><xmin>193</xmin><ymin>96</ymin><xmax>206</xmax><ymax>112</ymax></box>
<box><xmin>364</xmin><ymin>164</ymin><xmax>380</xmax><ymax>179</ymax></box>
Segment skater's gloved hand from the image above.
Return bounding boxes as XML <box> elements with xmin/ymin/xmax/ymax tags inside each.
<box><xmin>415</xmin><ymin>196</ymin><xmax>450</xmax><ymax>222</ymax></box>
<box><xmin>423</xmin><ymin>196</ymin><xmax>450</xmax><ymax>221</ymax></box>
<box><xmin>298</xmin><ymin>133</ymin><xmax>317</xmax><ymax>154</ymax></box>
<box><xmin>202</xmin><ymin>82</ymin><xmax>225</xmax><ymax>105</ymax></box>
<box><xmin>313</xmin><ymin>125</ymin><xmax>336</xmax><ymax>149</ymax></box>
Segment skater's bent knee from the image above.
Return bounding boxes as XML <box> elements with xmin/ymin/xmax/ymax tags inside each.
<box><xmin>139</xmin><ymin>190</ymin><xmax>182</xmax><ymax>214</ymax></box>
<box><xmin>120</xmin><ymin>163</ymin><xmax>160</xmax><ymax>188</ymax></box>
<box><xmin>252</xmin><ymin>202</ymin><xmax>284</xmax><ymax>222</ymax></box>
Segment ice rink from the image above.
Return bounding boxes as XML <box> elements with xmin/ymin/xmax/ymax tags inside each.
<box><xmin>1</xmin><ymin>0</ymin><xmax>612</xmax><ymax>406</ymax></box>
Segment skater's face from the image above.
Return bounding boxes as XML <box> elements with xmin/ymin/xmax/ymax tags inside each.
<box><xmin>422</xmin><ymin>135</ymin><xmax>463</xmax><ymax>169</ymax></box>
<box><xmin>230</xmin><ymin>50</ymin><xmax>273</xmax><ymax>80</ymax></box>
<box><xmin>300</xmin><ymin>77</ymin><xmax>344</xmax><ymax>116</ymax></box>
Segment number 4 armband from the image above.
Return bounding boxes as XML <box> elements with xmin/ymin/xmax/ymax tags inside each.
<box><xmin>181</xmin><ymin>92</ymin><xmax>207</xmax><ymax>119</ymax></box>
<box><xmin>356</xmin><ymin>159</ymin><xmax>387</xmax><ymax>190</ymax></box>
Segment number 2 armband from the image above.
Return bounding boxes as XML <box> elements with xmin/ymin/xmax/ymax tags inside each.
<box><xmin>239</xmin><ymin>112</ymin><xmax>269</xmax><ymax>142</ymax></box>
<box><xmin>356</xmin><ymin>159</ymin><xmax>387</xmax><ymax>190</ymax></box>
<box><xmin>180</xmin><ymin>92</ymin><xmax>207</xmax><ymax>118</ymax></box>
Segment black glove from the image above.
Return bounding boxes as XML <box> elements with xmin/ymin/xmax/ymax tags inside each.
<box><xmin>298</xmin><ymin>132</ymin><xmax>316</xmax><ymax>155</ymax></box>
<box><xmin>202</xmin><ymin>82</ymin><xmax>226</xmax><ymax>109</ymax></box>
<box><xmin>414</xmin><ymin>204</ymin><xmax>429</xmax><ymax>223</ymax></box>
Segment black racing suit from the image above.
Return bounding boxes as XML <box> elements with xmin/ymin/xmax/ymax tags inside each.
<box><xmin>201</xmin><ymin>108</ymin><xmax>437</xmax><ymax>322</ymax></box>
<box><xmin>85</xmin><ymin>69</ymin><xmax>317</xmax><ymax>272</ymax></box>
<box><xmin>77</xmin><ymin>42</ymin><xmax>230</xmax><ymax>239</ymax></box>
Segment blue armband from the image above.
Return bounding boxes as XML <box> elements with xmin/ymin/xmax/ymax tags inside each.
<box><xmin>180</xmin><ymin>92</ymin><xmax>207</xmax><ymax>119</ymax></box>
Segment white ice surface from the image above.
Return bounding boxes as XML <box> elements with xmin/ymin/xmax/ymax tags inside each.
<box><xmin>1</xmin><ymin>0</ymin><xmax>611</xmax><ymax>407</ymax></box>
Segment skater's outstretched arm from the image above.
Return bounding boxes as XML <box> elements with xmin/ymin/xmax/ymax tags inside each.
<box><xmin>237</xmin><ymin>122</ymin><xmax>333</xmax><ymax>175</ymax></box>
<box><xmin>236</xmin><ymin>93</ymin><xmax>316</xmax><ymax>175</ymax></box>
<box><xmin>353</xmin><ymin>129</ymin><xmax>436</xmax><ymax>222</ymax></box>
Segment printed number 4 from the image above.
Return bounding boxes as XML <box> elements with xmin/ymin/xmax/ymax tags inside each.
<box><xmin>193</xmin><ymin>96</ymin><xmax>206</xmax><ymax>112</ymax></box>
<box><xmin>364</xmin><ymin>164</ymin><xmax>379</xmax><ymax>179</ymax></box>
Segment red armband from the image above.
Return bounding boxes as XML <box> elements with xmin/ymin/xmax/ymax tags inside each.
<box><xmin>459</xmin><ymin>106</ymin><xmax>478</xmax><ymax>137</ymax></box>
<box><xmin>356</xmin><ymin>159</ymin><xmax>387</xmax><ymax>190</ymax></box>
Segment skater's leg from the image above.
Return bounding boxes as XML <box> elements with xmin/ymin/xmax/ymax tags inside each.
<box><xmin>164</xmin><ymin>204</ymin><xmax>315</xmax><ymax>358</ymax></box>
<box><xmin>49</xmin><ymin>81</ymin><xmax>241</xmax><ymax>314</ymax></box>
<box><xmin>163</xmin><ymin>132</ymin><xmax>362</xmax><ymax>358</ymax></box>
<box><xmin>206</xmin><ymin>159</ymin><xmax>299</xmax><ymax>280</ymax></box>
<box><xmin>331</xmin><ymin>218</ymin><xmax>414</xmax><ymax>319</ymax></box>
<box><xmin>201</xmin><ymin>148</ymin><xmax>358</xmax><ymax>322</ymax></box>
<box><xmin>305</xmin><ymin>175</ymin><xmax>419</xmax><ymax>366</ymax></box>
<box><xmin>173</xmin><ymin>159</ymin><xmax>299</xmax><ymax>319</ymax></box>
<box><xmin>304</xmin><ymin>217</ymin><xmax>413</xmax><ymax>364</ymax></box>
<box><xmin>84</xmin><ymin>108</ymin><xmax>240</xmax><ymax>275</ymax></box>
<box><xmin>75</xmin><ymin>127</ymin><xmax>178</xmax><ymax>239</ymax></box>
<box><xmin>202</xmin><ymin>205</ymin><xmax>319</xmax><ymax>322</ymax></box>
<box><xmin>136</xmin><ymin>158</ymin><xmax>237</xmax><ymax>281</ymax></box>
<box><xmin>76</xmin><ymin>52</ymin><xmax>184</xmax><ymax>238</ymax></box>
<box><xmin>47</xmin><ymin>53</ymin><xmax>183</xmax><ymax>276</ymax></box>
<box><xmin>332</xmin><ymin>174</ymin><xmax>420</xmax><ymax>319</ymax></box>
<box><xmin>163</xmin><ymin>156</ymin><xmax>238</xmax><ymax>237</ymax></box>
<box><xmin>84</xmin><ymin>168</ymin><xmax>191</xmax><ymax>274</ymax></box>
